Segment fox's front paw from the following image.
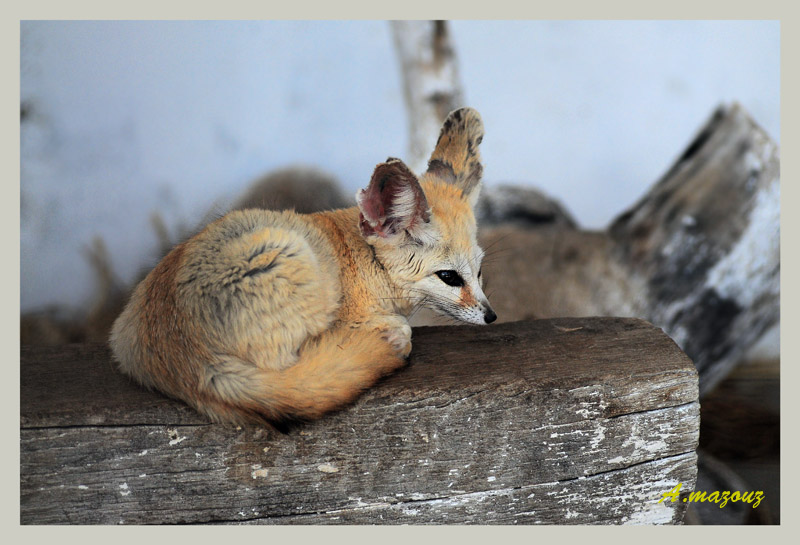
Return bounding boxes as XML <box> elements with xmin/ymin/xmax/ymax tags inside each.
<box><xmin>369</xmin><ymin>315</ymin><xmax>412</xmax><ymax>358</ymax></box>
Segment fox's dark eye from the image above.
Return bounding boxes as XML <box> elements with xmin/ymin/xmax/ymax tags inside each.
<box><xmin>435</xmin><ymin>270</ymin><xmax>464</xmax><ymax>287</ymax></box>
<box><xmin>478</xmin><ymin>267</ymin><xmax>482</xmax><ymax>279</ymax></box>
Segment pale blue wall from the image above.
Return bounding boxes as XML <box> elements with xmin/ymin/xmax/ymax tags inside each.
<box><xmin>21</xmin><ymin>20</ymin><xmax>780</xmax><ymax>315</ymax></box>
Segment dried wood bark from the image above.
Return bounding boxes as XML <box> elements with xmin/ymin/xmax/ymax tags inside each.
<box><xmin>479</xmin><ymin>104</ymin><xmax>779</xmax><ymax>396</ymax></box>
<box><xmin>21</xmin><ymin>318</ymin><xmax>698</xmax><ymax>525</ymax></box>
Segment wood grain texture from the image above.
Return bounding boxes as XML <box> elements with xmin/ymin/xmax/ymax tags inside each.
<box><xmin>20</xmin><ymin>318</ymin><xmax>699</xmax><ymax>525</ymax></box>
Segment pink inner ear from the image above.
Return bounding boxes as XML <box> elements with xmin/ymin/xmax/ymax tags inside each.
<box><xmin>356</xmin><ymin>184</ymin><xmax>388</xmax><ymax>238</ymax></box>
<box><xmin>358</xmin><ymin>160</ymin><xmax>429</xmax><ymax>238</ymax></box>
<box><xmin>358</xmin><ymin>211</ymin><xmax>387</xmax><ymax>238</ymax></box>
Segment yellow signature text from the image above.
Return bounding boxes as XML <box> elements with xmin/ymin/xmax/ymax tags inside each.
<box><xmin>659</xmin><ymin>483</ymin><xmax>763</xmax><ymax>508</ymax></box>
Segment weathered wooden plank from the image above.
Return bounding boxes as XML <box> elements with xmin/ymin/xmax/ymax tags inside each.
<box><xmin>20</xmin><ymin>318</ymin><xmax>699</xmax><ymax>524</ymax></box>
<box><xmin>21</xmin><ymin>407</ymin><xmax>698</xmax><ymax>524</ymax></box>
<box><xmin>21</xmin><ymin>318</ymin><xmax>698</xmax><ymax>427</ymax></box>
<box><xmin>229</xmin><ymin>453</ymin><xmax>698</xmax><ymax>525</ymax></box>
<box><xmin>20</xmin><ymin>343</ymin><xmax>207</xmax><ymax>428</ymax></box>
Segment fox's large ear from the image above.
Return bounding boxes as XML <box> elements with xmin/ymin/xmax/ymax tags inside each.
<box><xmin>357</xmin><ymin>158</ymin><xmax>431</xmax><ymax>242</ymax></box>
<box><xmin>424</xmin><ymin>107</ymin><xmax>484</xmax><ymax>208</ymax></box>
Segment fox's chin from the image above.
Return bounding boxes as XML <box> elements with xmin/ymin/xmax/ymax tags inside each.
<box><xmin>458</xmin><ymin>316</ymin><xmax>490</xmax><ymax>326</ymax></box>
<box><xmin>429</xmin><ymin>305</ymin><xmax>488</xmax><ymax>326</ymax></box>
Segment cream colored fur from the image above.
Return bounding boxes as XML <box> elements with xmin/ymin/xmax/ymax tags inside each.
<box><xmin>110</xmin><ymin>107</ymin><xmax>493</xmax><ymax>427</ymax></box>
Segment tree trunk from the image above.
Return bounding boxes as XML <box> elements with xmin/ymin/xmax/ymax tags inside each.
<box><xmin>391</xmin><ymin>21</ymin><xmax>465</xmax><ymax>174</ymax></box>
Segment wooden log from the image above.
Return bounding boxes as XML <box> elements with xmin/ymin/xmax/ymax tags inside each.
<box><xmin>479</xmin><ymin>103</ymin><xmax>779</xmax><ymax>396</ymax></box>
<box><xmin>21</xmin><ymin>318</ymin><xmax>699</xmax><ymax>525</ymax></box>
<box><xmin>609</xmin><ymin>103</ymin><xmax>779</xmax><ymax>394</ymax></box>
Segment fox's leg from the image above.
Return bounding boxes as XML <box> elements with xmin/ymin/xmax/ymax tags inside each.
<box><xmin>194</xmin><ymin>313</ymin><xmax>411</xmax><ymax>425</ymax></box>
<box><xmin>277</xmin><ymin>318</ymin><xmax>411</xmax><ymax>419</ymax></box>
<box><xmin>360</xmin><ymin>313</ymin><xmax>413</xmax><ymax>358</ymax></box>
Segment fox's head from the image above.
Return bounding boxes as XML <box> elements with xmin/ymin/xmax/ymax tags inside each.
<box><xmin>356</xmin><ymin>108</ymin><xmax>496</xmax><ymax>325</ymax></box>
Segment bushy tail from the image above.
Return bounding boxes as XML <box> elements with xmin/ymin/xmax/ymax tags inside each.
<box><xmin>423</xmin><ymin>107</ymin><xmax>485</xmax><ymax>197</ymax></box>
<box><xmin>195</xmin><ymin>326</ymin><xmax>406</xmax><ymax>429</ymax></box>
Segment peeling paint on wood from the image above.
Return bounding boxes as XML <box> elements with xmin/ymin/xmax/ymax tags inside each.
<box><xmin>20</xmin><ymin>318</ymin><xmax>698</xmax><ymax>524</ymax></box>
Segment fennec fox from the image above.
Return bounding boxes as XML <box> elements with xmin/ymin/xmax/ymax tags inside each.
<box><xmin>110</xmin><ymin>107</ymin><xmax>495</xmax><ymax>428</ymax></box>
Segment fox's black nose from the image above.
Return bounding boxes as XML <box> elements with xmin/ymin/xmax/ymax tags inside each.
<box><xmin>484</xmin><ymin>308</ymin><xmax>497</xmax><ymax>324</ymax></box>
